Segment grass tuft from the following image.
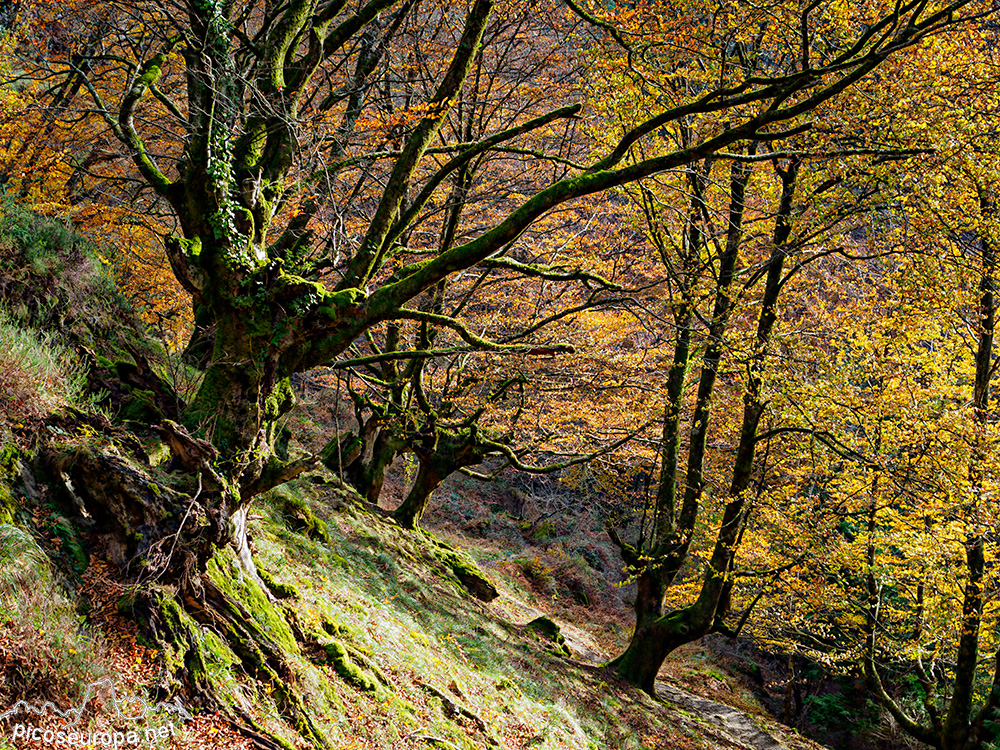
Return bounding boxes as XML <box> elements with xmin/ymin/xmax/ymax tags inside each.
<box><xmin>0</xmin><ymin>523</ymin><xmax>109</xmax><ymax>707</ymax></box>
<box><xmin>0</xmin><ymin>311</ymin><xmax>89</xmax><ymax>429</ymax></box>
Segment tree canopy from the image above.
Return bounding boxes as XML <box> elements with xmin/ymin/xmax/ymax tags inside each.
<box><xmin>5</xmin><ymin>0</ymin><xmax>1000</xmax><ymax>747</ymax></box>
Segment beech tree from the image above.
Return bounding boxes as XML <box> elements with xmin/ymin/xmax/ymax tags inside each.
<box><xmin>329</xmin><ymin>283</ymin><xmax>635</xmax><ymax>531</ymax></box>
<box><xmin>604</xmin><ymin>148</ymin><xmax>799</xmax><ymax>691</ymax></box>
<box><xmin>754</xmin><ymin>204</ymin><xmax>1000</xmax><ymax>750</ymax></box>
<box><xmin>748</xmin><ymin>23</ymin><xmax>1000</xmax><ymax>748</ymax></box>
<box><xmin>580</xmin><ymin>0</ymin><xmax>999</xmax><ymax>693</ymax></box>
<box><xmin>8</xmin><ymin>0</ymin><xmax>997</xmax><ymax>728</ymax></box>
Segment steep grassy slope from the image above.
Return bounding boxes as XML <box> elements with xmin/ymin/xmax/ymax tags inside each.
<box><xmin>1</xmin><ymin>456</ymin><xmax>831</xmax><ymax>750</ymax></box>
<box><xmin>0</xmin><ymin>199</ymin><xmax>838</xmax><ymax>750</ymax></box>
<box><xmin>248</xmin><ymin>475</ymin><xmax>845</xmax><ymax>750</ymax></box>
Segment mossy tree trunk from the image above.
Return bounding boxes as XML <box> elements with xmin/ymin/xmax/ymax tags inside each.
<box><xmin>393</xmin><ymin>426</ymin><xmax>490</xmax><ymax>529</ymax></box>
<box><xmin>609</xmin><ymin>157</ymin><xmax>799</xmax><ymax>693</ymax></box>
<box><xmin>126</xmin><ymin>0</ymin><xmax>500</xmax><ymax>593</ymax></box>
<box><xmin>607</xmin><ymin>567</ymin><xmax>675</xmax><ymax>694</ymax></box>
<box><xmin>347</xmin><ymin>428</ymin><xmax>406</xmax><ymax>505</ymax></box>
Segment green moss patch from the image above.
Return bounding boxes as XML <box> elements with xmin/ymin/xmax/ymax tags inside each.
<box><xmin>49</xmin><ymin>514</ymin><xmax>88</xmax><ymax>574</ymax></box>
<box><xmin>526</xmin><ymin>616</ymin><xmax>570</xmax><ymax>656</ymax></box>
<box><xmin>271</xmin><ymin>485</ymin><xmax>329</xmax><ymax>542</ymax></box>
<box><xmin>206</xmin><ymin>549</ymin><xmax>300</xmax><ymax>655</ymax></box>
<box><xmin>420</xmin><ymin>530</ymin><xmax>498</xmax><ymax>602</ymax></box>
<box><xmin>258</xmin><ymin>565</ymin><xmax>300</xmax><ymax>600</ymax></box>
<box><xmin>0</xmin><ymin>442</ymin><xmax>19</xmax><ymax>525</ymax></box>
<box><xmin>318</xmin><ymin>640</ymin><xmax>379</xmax><ymax>694</ymax></box>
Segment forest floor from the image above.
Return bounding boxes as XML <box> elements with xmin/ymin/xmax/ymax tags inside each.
<box><xmin>0</xmin><ymin>445</ymin><xmax>833</xmax><ymax>750</ymax></box>
<box><xmin>0</xmin><ymin>372</ymin><xmax>844</xmax><ymax>750</ymax></box>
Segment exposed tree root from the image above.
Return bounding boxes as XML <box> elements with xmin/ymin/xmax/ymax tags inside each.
<box><xmin>202</xmin><ymin>580</ymin><xmax>331</xmax><ymax>749</ymax></box>
<box><xmin>419</xmin><ymin>531</ymin><xmax>498</xmax><ymax>602</ymax></box>
<box><xmin>418</xmin><ymin>681</ymin><xmax>499</xmax><ymax>746</ymax></box>
<box><xmin>42</xmin><ymin>436</ymin><xmax>504</xmax><ymax>749</ymax></box>
<box><xmin>48</xmin><ymin>445</ymin><xmax>334</xmax><ymax>749</ymax></box>
<box><xmin>343</xmin><ymin>645</ymin><xmax>392</xmax><ymax>690</ymax></box>
<box><xmin>289</xmin><ymin>614</ymin><xmax>389</xmax><ymax>695</ymax></box>
<box><xmin>135</xmin><ymin>576</ymin><xmax>331</xmax><ymax>750</ymax></box>
<box><xmin>45</xmin><ymin>445</ymin><xmax>228</xmax><ymax>591</ymax></box>
<box><xmin>225</xmin><ymin>713</ymin><xmax>296</xmax><ymax>750</ymax></box>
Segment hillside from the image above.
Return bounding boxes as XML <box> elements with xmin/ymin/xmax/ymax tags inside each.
<box><xmin>7</xmin><ymin>0</ymin><xmax>1000</xmax><ymax>745</ymax></box>
<box><xmin>0</xmin><ymin>202</ymin><xmax>836</xmax><ymax>750</ymax></box>
<box><xmin>0</xmin><ymin>456</ymin><xmax>827</xmax><ymax>750</ymax></box>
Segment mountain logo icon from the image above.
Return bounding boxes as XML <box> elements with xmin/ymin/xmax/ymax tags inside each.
<box><xmin>0</xmin><ymin>677</ymin><xmax>192</xmax><ymax>726</ymax></box>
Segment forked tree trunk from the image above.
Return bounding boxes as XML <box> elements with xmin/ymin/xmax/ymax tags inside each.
<box><xmin>348</xmin><ymin>429</ymin><xmax>405</xmax><ymax>505</ymax></box>
<box><xmin>392</xmin><ymin>429</ymin><xmax>487</xmax><ymax>530</ymax></box>
<box><xmin>394</xmin><ymin>457</ymin><xmax>444</xmax><ymax>530</ymax></box>
<box><xmin>611</xmin><ymin>544</ymin><xmax>740</xmax><ymax>692</ymax></box>
<box><xmin>609</xmin><ymin>157</ymin><xmax>798</xmax><ymax>693</ymax></box>
<box><xmin>607</xmin><ymin>570</ymin><xmax>671</xmax><ymax>693</ymax></box>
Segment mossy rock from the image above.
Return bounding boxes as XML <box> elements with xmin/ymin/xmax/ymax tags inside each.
<box><xmin>526</xmin><ymin>616</ymin><xmax>570</xmax><ymax>656</ymax></box>
<box><xmin>258</xmin><ymin>566</ymin><xmax>300</xmax><ymax>600</ymax></box>
<box><xmin>420</xmin><ymin>531</ymin><xmax>498</xmax><ymax>602</ymax></box>
<box><xmin>272</xmin><ymin>487</ymin><xmax>329</xmax><ymax>542</ymax></box>
<box><xmin>318</xmin><ymin>640</ymin><xmax>378</xmax><ymax>693</ymax></box>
